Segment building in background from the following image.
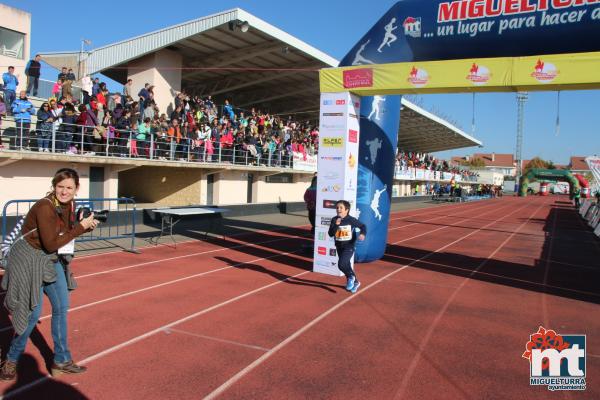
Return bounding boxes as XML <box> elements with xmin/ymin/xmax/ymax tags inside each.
<box><xmin>0</xmin><ymin>4</ymin><xmax>31</xmax><ymax>93</ymax></box>
<box><xmin>452</xmin><ymin>153</ymin><xmax>516</xmax><ymax>177</ymax></box>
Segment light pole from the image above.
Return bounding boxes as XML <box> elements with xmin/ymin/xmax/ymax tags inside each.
<box><xmin>78</xmin><ymin>39</ymin><xmax>91</xmax><ymax>80</ymax></box>
<box><xmin>515</xmin><ymin>91</ymin><xmax>528</xmax><ymax>189</ymax></box>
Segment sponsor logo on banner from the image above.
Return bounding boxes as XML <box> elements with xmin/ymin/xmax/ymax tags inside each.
<box><xmin>320</xmin><ymin>217</ymin><xmax>332</xmax><ymax>226</ymax></box>
<box><xmin>321</xmin><ymin>137</ymin><xmax>344</xmax><ymax>147</ymax></box>
<box><xmin>318</xmin><ymin>232</ymin><xmax>326</xmax><ymax>241</ymax></box>
<box><xmin>321</xmin><ymin>123</ymin><xmax>345</xmax><ymax>130</ymax></box>
<box><xmin>531</xmin><ymin>59</ymin><xmax>558</xmax><ymax>83</ymax></box>
<box><xmin>317</xmin><ymin>247</ymin><xmax>327</xmax><ymax>256</ymax></box>
<box><xmin>329</xmin><ymin>248</ymin><xmax>337</xmax><ymax>257</ymax></box>
<box><xmin>323</xmin><ymin>171</ymin><xmax>340</xmax><ymax>180</ymax></box>
<box><xmin>354</xmin><ymin>101</ymin><xmax>360</xmax><ymax>108</ymax></box>
<box><xmin>323</xmin><ymin>200</ymin><xmax>337</xmax><ymax>209</ymax></box>
<box><xmin>320</xmin><ymin>156</ymin><xmax>343</xmax><ymax>161</ymax></box>
<box><xmin>343</xmin><ymin>68</ymin><xmax>374</xmax><ymax>89</ymax></box>
<box><xmin>322</xmin><ymin>112</ymin><xmax>344</xmax><ymax>117</ymax></box>
<box><xmin>523</xmin><ymin>326</ymin><xmax>586</xmax><ymax>391</ymax></box>
<box><xmin>322</xmin><ymin>100</ymin><xmax>333</xmax><ymax>105</ymax></box>
<box><xmin>403</xmin><ymin>17</ymin><xmax>421</xmax><ymax>38</ymax></box>
<box><xmin>348</xmin><ymin>129</ymin><xmax>358</xmax><ymax>143</ymax></box>
<box><xmin>349</xmin><ymin>113</ymin><xmax>358</xmax><ymax>119</ymax></box>
<box><xmin>407</xmin><ymin>66</ymin><xmax>429</xmax><ymax>87</ymax></box>
<box><xmin>315</xmin><ymin>260</ymin><xmax>337</xmax><ymax>268</ymax></box>
<box><xmin>336</xmin><ymin>99</ymin><xmax>346</xmax><ymax>105</ymax></box>
<box><xmin>348</xmin><ymin>153</ymin><xmax>357</xmax><ymax>169</ymax></box>
<box><xmin>321</xmin><ymin>184</ymin><xmax>341</xmax><ymax>193</ymax></box>
<box><xmin>466</xmin><ymin>63</ymin><xmax>490</xmax><ymax>86</ymax></box>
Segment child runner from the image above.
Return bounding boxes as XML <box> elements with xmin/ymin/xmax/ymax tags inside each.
<box><xmin>328</xmin><ymin>200</ymin><xmax>366</xmax><ymax>293</ymax></box>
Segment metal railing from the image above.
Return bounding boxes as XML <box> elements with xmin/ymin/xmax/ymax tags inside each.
<box><xmin>2</xmin><ymin>197</ymin><xmax>137</xmax><ymax>254</ymax></box>
<box><xmin>0</xmin><ymin>119</ymin><xmax>296</xmax><ymax>168</ymax></box>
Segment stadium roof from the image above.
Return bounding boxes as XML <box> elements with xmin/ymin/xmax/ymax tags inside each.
<box><xmin>39</xmin><ymin>8</ymin><xmax>335</xmax><ymax>117</ymax></box>
<box><xmin>38</xmin><ymin>8</ymin><xmax>481</xmax><ymax>153</ymax></box>
<box><xmin>399</xmin><ymin>99</ymin><xmax>481</xmax><ymax>153</ymax></box>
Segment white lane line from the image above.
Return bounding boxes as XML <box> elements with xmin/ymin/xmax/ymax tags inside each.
<box><xmin>0</xmin><ymin>200</ymin><xmax>504</xmax><ymax>399</ymax></box>
<box><xmin>202</xmin><ymin>201</ymin><xmax>530</xmax><ymax>400</ymax></box>
<box><xmin>0</xmin><ymin>270</ymin><xmax>311</xmax><ymax>400</ymax></box>
<box><xmin>73</xmin><ymin>199</ymin><xmax>496</xmax><ymax>280</ymax></box>
<box><xmin>393</xmin><ymin>199</ymin><xmax>547</xmax><ymax>400</ymax></box>
<box><xmin>164</xmin><ymin>328</ymin><xmax>270</xmax><ymax>352</ymax></box>
<box><xmin>0</xmin><ymin>201</ymin><xmax>501</xmax><ymax>334</ymax></box>
<box><xmin>382</xmin><ymin>254</ymin><xmax>600</xmax><ymax>299</ymax></box>
<box><xmin>0</xmin><ymin>250</ymin><xmax>305</xmax><ymax>334</ymax></box>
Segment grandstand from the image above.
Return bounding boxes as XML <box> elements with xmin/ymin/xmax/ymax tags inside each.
<box><xmin>1</xmin><ymin>7</ymin><xmax>482</xmax><ymax>209</ymax></box>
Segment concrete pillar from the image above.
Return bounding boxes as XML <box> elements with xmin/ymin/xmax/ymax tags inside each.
<box><xmin>127</xmin><ymin>48</ymin><xmax>182</xmax><ymax>116</ymax></box>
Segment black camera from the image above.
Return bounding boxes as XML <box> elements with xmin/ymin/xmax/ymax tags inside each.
<box><xmin>77</xmin><ymin>207</ymin><xmax>109</xmax><ymax>223</ymax></box>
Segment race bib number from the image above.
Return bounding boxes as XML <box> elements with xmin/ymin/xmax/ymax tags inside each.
<box><xmin>335</xmin><ymin>225</ymin><xmax>352</xmax><ymax>241</ymax></box>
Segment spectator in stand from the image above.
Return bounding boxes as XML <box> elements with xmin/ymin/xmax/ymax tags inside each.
<box><xmin>60</xmin><ymin>104</ymin><xmax>78</xmax><ymax>153</ymax></box>
<box><xmin>36</xmin><ymin>102</ymin><xmax>54</xmax><ymax>152</ymax></box>
<box><xmin>76</xmin><ymin>104</ymin><xmax>98</xmax><ymax>154</ymax></box>
<box><xmin>115</xmin><ymin>109</ymin><xmax>132</xmax><ymax>156</ymax></box>
<box><xmin>137</xmin><ymin>117</ymin><xmax>151</xmax><ymax>158</ymax></box>
<box><xmin>51</xmin><ymin>79</ymin><xmax>62</xmax><ymax>99</ymax></box>
<box><xmin>81</xmin><ymin>75</ymin><xmax>93</xmax><ymax>104</ymax></box>
<box><xmin>25</xmin><ymin>54</ymin><xmax>42</xmax><ymax>97</ymax></box>
<box><xmin>167</xmin><ymin>118</ymin><xmax>182</xmax><ymax>160</ymax></box>
<box><xmin>96</xmin><ymin>87</ymin><xmax>108</xmax><ymax>109</ymax></box>
<box><xmin>61</xmin><ymin>69</ymin><xmax>76</xmax><ymax>98</ymax></box>
<box><xmin>138</xmin><ymin>83</ymin><xmax>150</xmax><ymax>121</ymax></box>
<box><xmin>11</xmin><ymin>91</ymin><xmax>35</xmax><ymax>150</ymax></box>
<box><xmin>123</xmin><ymin>79</ymin><xmax>133</xmax><ymax>99</ymax></box>
<box><xmin>2</xmin><ymin>66</ymin><xmax>19</xmax><ymax>110</ymax></box>
<box><xmin>91</xmin><ymin>77</ymin><xmax>100</xmax><ymax>97</ymax></box>
<box><xmin>0</xmin><ymin>93</ymin><xmax>5</xmax><ymax>148</ymax></box>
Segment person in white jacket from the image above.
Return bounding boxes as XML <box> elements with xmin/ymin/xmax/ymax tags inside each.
<box><xmin>80</xmin><ymin>75</ymin><xmax>93</xmax><ymax>104</ymax></box>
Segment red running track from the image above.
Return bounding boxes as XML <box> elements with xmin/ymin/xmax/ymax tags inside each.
<box><xmin>0</xmin><ymin>196</ymin><xmax>598</xmax><ymax>399</ymax></box>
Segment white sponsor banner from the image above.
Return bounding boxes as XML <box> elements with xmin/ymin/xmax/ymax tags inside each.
<box><xmin>394</xmin><ymin>167</ymin><xmax>413</xmax><ymax>180</ymax></box>
<box><xmin>586</xmin><ymin>157</ymin><xmax>600</xmax><ymax>194</ymax></box>
<box><xmin>314</xmin><ymin>92</ymin><xmax>360</xmax><ymax>276</ymax></box>
<box><xmin>292</xmin><ymin>152</ymin><xmax>317</xmax><ymax>171</ymax></box>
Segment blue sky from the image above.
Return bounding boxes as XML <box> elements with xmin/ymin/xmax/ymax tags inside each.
<box><xmin>4</xmin><ymin>0</ymin><xmax>599</xmax><ymax>165</ymax></box>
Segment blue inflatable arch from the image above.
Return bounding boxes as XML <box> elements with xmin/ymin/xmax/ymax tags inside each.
<box><xmin>340</xmin><ymin>0</ymin><xmax>600</xmax><ymax>262</ymax></box>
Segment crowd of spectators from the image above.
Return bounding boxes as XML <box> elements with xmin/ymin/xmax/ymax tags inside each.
<box><xmin>395</xmin><ymin>150</ymin><xmax>479</xmax><ymax>182</ymax></box>
<box><xmin>2</xmin><ymin>66</ymin><xmax>320</xmax><ymax>165</ymax></box>
<box><xmin>2</xmin><ymin>62</ymin><xmax>483</xmax><ymax>186</ymax></box>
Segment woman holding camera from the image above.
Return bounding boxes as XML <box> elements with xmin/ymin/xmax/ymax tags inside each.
<box><xmin>0</xmin><ymin>168</ymin><xmax>98</xmax><ymax>380</ymax></box>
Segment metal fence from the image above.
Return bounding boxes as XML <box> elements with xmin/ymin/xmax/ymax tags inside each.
<box><xmin>2</xmin><ymin>197</ymin><xmax>137</xmax><ymax>254</ymax></box>
<box><xmin>0</xmin><ymin>119</ymin><xmax>296</xmax><ymax>168</ymax></box>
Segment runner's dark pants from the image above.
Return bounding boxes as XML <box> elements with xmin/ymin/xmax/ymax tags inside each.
<box><xmin>337</xmin><ymin>246</ymin><xmax>356</xmax><ymax>279</ymax></box>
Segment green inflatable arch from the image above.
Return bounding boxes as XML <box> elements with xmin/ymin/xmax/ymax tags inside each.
<box><xmin>519</xmin><ymin>169</ymin><xmax>580</xmax><ymax>197</ymax></box>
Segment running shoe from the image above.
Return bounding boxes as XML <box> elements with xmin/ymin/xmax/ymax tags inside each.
<box><xmin>350</xmin><ymin>280</ymin><xmax>361</xmax><ymax>294</ymax></box>
<box><xmin>345</xmin><ymin>276</ymin><xmax>355</xmax><ymax>291</ymax></box>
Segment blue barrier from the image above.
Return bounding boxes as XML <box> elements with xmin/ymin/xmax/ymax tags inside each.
<box><xmin>2</xmin><ymin>197</ymin><xmax>138</xmax><ymax>253</ymax></box>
